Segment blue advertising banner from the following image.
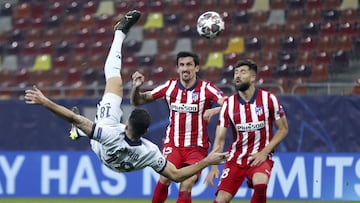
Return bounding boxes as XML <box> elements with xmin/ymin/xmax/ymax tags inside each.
<box><xmin>0</xmin><ymin>151</ymin><xmax>359</xmax><ymax>200</ymax></box>
<box><xmin>1</xmin><ymin>96</ymin><xmax>360</xmax><ymax>152</ymax></box>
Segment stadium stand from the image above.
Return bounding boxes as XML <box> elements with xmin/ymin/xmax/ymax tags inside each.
<box><xmin>0</xmin><ymin>0</ymin><xmax>359</xmax><ymax>98</ymax></box>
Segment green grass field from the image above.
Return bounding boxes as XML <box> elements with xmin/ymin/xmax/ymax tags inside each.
<box><xmin>0</xmin><ymin>199</ymin><xmax>357</xmax><ymax>203</ymax></box>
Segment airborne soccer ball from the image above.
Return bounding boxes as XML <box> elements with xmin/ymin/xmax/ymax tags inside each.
<box><xmin>197</xmin><ymin>11</ymin><xmax>225</xmax><ymax>39</ymax></box>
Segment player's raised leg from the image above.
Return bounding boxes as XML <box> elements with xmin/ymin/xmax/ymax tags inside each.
<box><xmin>69</xmin><ymin>10</ymin><xmax>141</xmax><ymax>140</ymax></box>
<box><xmin>104</xmin><ymin>10</ymin><xmax>141</xmax><ymax>97</ymax></box>
<box><xmin>98</xmin><ymin>9</ymin><xmax>141</xmax><ymax>125</ymax></box>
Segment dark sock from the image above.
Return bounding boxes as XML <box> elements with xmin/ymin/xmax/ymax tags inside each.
<box><xmin>176</xmin><ymin>191</ymin><xmax>192</xmax><ymax>203</ymax></box>
<box><xmin>251</xmin><ymin>184</ymin><xmax>267</xmax><ymax>203</ymax></box>
<box><xmin>152</xmin><ymin>181</ymin><xmax>169</xmax><ymax>203</ymax></box>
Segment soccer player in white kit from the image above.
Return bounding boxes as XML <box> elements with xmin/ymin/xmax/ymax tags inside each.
<box><xmin>24</xmin><ymin>10</ymin><xmax>229</xmax><ymax>182</ymax></box>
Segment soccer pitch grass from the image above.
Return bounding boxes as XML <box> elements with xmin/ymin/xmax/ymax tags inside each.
<box><xmin>1</xmin><ymin>199</ymin><xmax>358</xmax><ymax>203</ymax></box>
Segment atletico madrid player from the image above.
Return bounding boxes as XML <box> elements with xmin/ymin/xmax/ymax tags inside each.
<box><xmin>204</xmin><ymin>60</ymin><xmax>289</xmax><ymax>203</ymax></box>
<box><xmin>131</xmin><ymin>51</ymin><xmax>227</xmax><ymax>203</ymax></box>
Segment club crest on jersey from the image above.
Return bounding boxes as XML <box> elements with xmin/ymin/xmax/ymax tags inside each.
<box><xmin>255</xmin><ymin>106</ymin><xmax>264</xmax><ymax>116</ymax></box>
<box><xmin>192</xmin><ymin>92</ymin><xmax>199</xmax><ymax>102</ymax></box>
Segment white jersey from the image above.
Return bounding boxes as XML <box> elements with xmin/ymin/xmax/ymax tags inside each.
<box><xmin>90</xmin><ymin>93</ymin><xmax>167</xmax><ymax>173</ymax></box>
<box><xmin>91</xmin><ymin>123</ymin><xmax>167</xmax><ymax>173</ymax></box>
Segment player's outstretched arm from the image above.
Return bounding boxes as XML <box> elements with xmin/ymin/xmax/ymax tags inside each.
<box><xmin>203</xmin><ymin>96</ymin><xmax>227</xmax><ymax>121</ymax></box>
<box><xmin>24</xmin><ymin>86</ymin><xmax>94</xmax><ymax>136</ymax></box>
<box><xmin>204</xmin><ymin>125</ymin><xmax>228</xmax><ymax>187</ymax></box>
<box><xmin>130</xmin><ymin>71</ymin><xmax>154</xmax><ymax>105</ymax></box>
<box><xmin>203</xmin><ymin>107</ymin><xmax>221</xmax><ymax>121</ymax></box>
<box><xmin>160</xmin><ymin>146</ymin><xmax>229</xmax><ymax>183</ymax></box>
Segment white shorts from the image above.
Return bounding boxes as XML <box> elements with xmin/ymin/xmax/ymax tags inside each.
<box><xmin>91</xmin><ymin>92</ymin><xmax>123</xmax><ymax>157</ymax></box>
<box><xmin>95</xmin><ymin>92</ymin><xmax>123</xmax><ymax>125</ymax></box>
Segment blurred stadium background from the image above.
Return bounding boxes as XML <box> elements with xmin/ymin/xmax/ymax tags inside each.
<box><xmin>0</xmin><ymin>0</ymin><xmax>359</xmax><ymax>97</ymax></box>
<box><xmin>0</xmin><ymin>0</ymin><xmax>360</xmax><ymax>202</ymax></box>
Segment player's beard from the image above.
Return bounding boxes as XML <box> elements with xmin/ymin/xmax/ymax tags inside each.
<box><xmin>181</xmin><ymin>71</ymin><xmax>191</xmax><ymax>82</ymax></box>
<box><xmin>235</xmin><ymin>81</ymin><xmax>250</xmax><ymax>92</ymax></box>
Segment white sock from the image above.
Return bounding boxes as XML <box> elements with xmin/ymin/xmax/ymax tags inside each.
<box><xmin>104</xmin><ymin>30</ymin><xmax>126</xmax><ymax>80</ymax></box>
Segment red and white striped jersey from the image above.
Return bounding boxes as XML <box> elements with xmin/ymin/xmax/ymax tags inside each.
<box><xmin>151</xmin><ymin>78</ymin><xmax>225</xmax><ymax>149</ymax></box>
<box><xmin>218</xmin><ymin>88</ymin><xmax>285</xmax><ymax>166</ymax></box>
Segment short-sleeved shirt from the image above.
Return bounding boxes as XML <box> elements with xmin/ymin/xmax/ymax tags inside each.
<box><xmin>91</xmin><ymin>123</ymin><xmax>167</xmax><ymax>173</ymax></box>
<box><xmin>151</xmin><ymin>78</ymin><xmax>225</xmax><ymax>149</ymax></box>
<box><xmin>218</xmin><ymin>88</ymin><xmax>285</xmax><ymax>166</ymax></box>
<box><xmin>90</xmin><ymin>93</ymin><xmax>167</xmax><ymax>173</ymax></box>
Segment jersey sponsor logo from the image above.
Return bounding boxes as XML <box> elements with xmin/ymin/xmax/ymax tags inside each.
<box><xmin>236</xmin><ymin>121</ymin><xmax>265</xmax><ymax>132</ymax></box>
<box><xmin>170</xmin><ymin>103</ymin><xmax>198</xmax><ymax>113</ymax></box>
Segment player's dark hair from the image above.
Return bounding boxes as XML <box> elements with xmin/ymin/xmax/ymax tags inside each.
<box><xmin>235</xmin><ymin>59</ymin><xmax>258</xmax><ymax>74</ymax></box>
<box><xmin>176</xmin><ymin>51</ymin><xmax>200</xmax><ymax>66</ymax></box>
<box><xmin>128</xmin><ymin>108</ymin><xmax>151</xmax><ymax>136</ymax></box>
